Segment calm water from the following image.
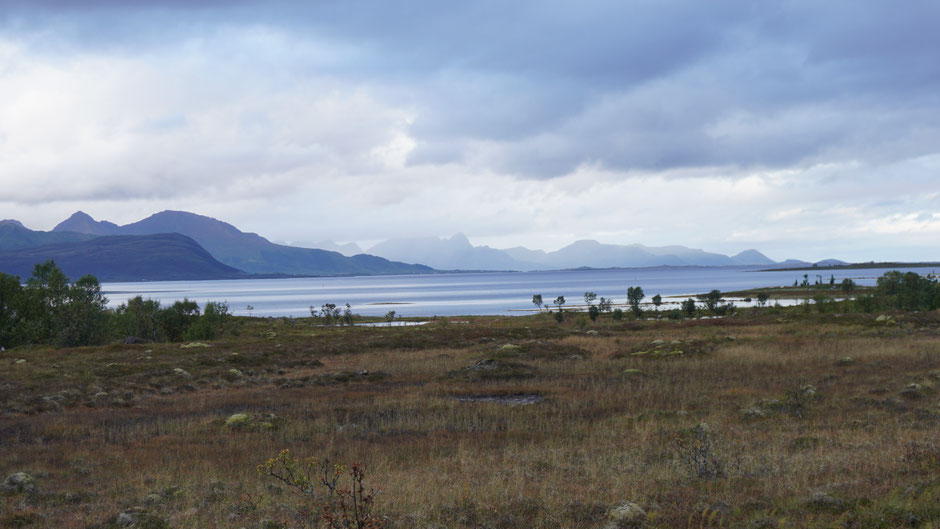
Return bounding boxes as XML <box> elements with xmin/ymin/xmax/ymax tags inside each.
<box><xmin>100</xmin><ymin>266</ymin><xmax>935</xmax><ymax>318</ymax></box>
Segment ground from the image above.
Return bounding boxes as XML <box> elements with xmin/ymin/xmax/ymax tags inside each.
<box><xmin>2</xmin><ymin>307</ymin><xmax>940</xmax><ymax>528</ymax></box>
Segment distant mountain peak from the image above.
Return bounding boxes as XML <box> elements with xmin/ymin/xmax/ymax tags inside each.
<box><xmin>53</xmin><ymin>211</ymin><xmax>121</xmax><ymax>235</ymax></box>
<box><xmin>0</xmin><ymin>219</ymin><xmax>25</xmax><ymax>228</ymax></box>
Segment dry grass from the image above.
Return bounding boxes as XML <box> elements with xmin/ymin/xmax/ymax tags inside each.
<box><xmin>2</xmin><ymin>310</ymin><xmax>940</xmax><ymax>528</ymax></box>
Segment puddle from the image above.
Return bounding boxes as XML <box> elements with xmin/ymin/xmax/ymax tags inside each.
<box><xmin>454</xmin><ymin>393</ymin><xmax>543</xmax><ymax>405</ymax></box>
<box><xmin>354</xmin><ymin>321</ymin><xmax>429</xmax><ymax>327</ymax></box>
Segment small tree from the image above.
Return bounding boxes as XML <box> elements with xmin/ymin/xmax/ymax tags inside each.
<box><xmin>626</xmin><ymin>286</ymin><xmax>644</xmax><ymax>317</ymax></box>
<box><xmin>682</xmin><ymin>298</ymin><xmax>696</xmax><ymax>317</ymax></box>
<box><xmin>588</xmin><ymin>305</ymin><xmax>600</xmax><ymax>321</ymax></box>
<box><xmin>756</xmin><ymin>292</ymin><xmax>769</xmax><ymax>307</ymax></box>
<box><xmin>384</xmin><ymin>310</ymin><xmax>397</xmax><ymax>325</ymax></box>
<box><xmin>583</xmin><ymin>292</ymin><xmax>597</xmax><ymax>306</ymax></box>
<box><xmin>697</xmin><ymin>290</ymin><xmax>723</xmax><ymax>312</ymax></box>
<box><xmin>531</xmin><ymin>294</ymin><xmax>543</xmax><ymax>312</ymax></box>
<box><xmin>597</xmin><ymin>297</ymin><xmax>613</xmax><ymax>312</ymax></box>
<box><xmin>553</xmin><ymin>296</ymin><xmax>566</xmax><ymax>322</ymax></box>
<box><xmin>652</xmin><ymin>294</ymin><xmax>662</xmax><ymax>311</ymax></box>
<box><xmin>840</xmin><ymin>278</ymin><xmax>856</xmax><ymax>294</ymax></box>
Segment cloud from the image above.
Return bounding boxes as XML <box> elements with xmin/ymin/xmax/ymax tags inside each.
<box><xmin>0</xmin><ymin>1</ymin><xmax>938</xmax><ymax>262</ymax></box>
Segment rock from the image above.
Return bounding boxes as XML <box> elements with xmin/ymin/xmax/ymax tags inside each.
<box><xmin>901</xmin><ymin>383</ymin><xmax>925</xmax><ymax>399</ymax></box>
<box><xmin>799</xmin><ymin>385</ymin><xmax>819</xmax><ymax>399</ymax></box>
<box><xmin>835</xmin><ymin>356</ymin><xmax>856</xmax><ymax>366</ymax></box>
<box><xmin>180</xmin><ymin>342</ymin><xmax>210</xmax><ymax>349</ymax></box>
<box><xmin>114</xmin><ymin>507</ymin><xmax>169</xmax><ymax>528</ymax></box>
<box><xmin>650</xmin><ymin>339</ymin><xmax>665</xmax><ymax>345</ymax></box>
<box><xmin>2</xmin><ymin>472</ymin><xmax>39</xmax><ymax>494</ymax></box>
<box><xmin>14</xmin><ymin>358</ymin><xmax>26</xmax><ymax>364</ymax></box>
<box><xmin>173</xmin><ymin>368</ymin><xmax>192</xmax><ymax>378</ymax></box>
<box><xmin>805</xmin><ymin>491</ymin><xmax>846</xmax><ymax>513</ymax></box>
<box><xmin>586</xmin><ymin>330</ymin><xmax>599</xmax><ymax>336</ymax></box>
<box><xmin>604</xmin><ymin>502</ymin><xmax>647</xmax><ymax>528</ymax></box>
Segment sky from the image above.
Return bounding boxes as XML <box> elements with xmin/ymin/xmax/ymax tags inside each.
<box><xmin>1</xmin><ymin>1</ymin><xmax>939</xmax><ymax>262</ymax></box>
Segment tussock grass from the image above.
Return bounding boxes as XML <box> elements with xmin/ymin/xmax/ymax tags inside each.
<box><xmin>1</xmin><ymin>310</ymin><xmax>940</xmax><ymax>527</ymax></box>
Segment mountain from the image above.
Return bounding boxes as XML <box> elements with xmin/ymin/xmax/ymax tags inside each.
<box><xmin>282</xmin><ymin>240</ymin><xmax>364</xmax><ymax>257</ymax></box>
<box><xmin>53</xmin><ymin>210</ymin><xmax>432</xmax><ymax>276</ymax></box>
<box><xmin>731</xmin><ymin>249</ymin><xmax>776</xmax><ymax>266</ymax></box>
<box><xmin>0</xmin><ymin>233</ymin><xmax>244</xmax><ymax>282</ymax></box>
<box><xmin>369</xmin><ymin>235</ymin><xmax>781</xmax><ymax>271</ymax></box>
<box><xmin>368</xmin><ymin>233</ymin><xmax>535</xmax><ymax>271</ymax></box>
<box><xmin>53</xmin><ymin>211</ymin><xmax>121</xmax><ymax>235</ymax></box>
<box><xmin>815</xmin><ymin>259</ymin><xmax>849</xmax><ymax>267</ymax></box>
<box><xmin>0</xmin><ymin>221</ymin><xmax>98</xmax><ymax>251</ymax></box>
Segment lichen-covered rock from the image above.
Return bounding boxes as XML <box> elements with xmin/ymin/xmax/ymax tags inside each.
<box><xmin>112</xmin><ymin>507</ymin><xmax>169</xmax><ymax>528</ymax></box>
<box><xmin>2</xmin><ymin>472</ymin><xmax>39</xmax><ymax>494</ymax></box>
<box><xmin>901</xmin><ymin>383</ymin><xmax>925</xmax><ymax>399</ymax></box>
<box><xmin>604</xmin><ymin>502</ymin><xmax>647</xmax><ymax>528</ymax></box>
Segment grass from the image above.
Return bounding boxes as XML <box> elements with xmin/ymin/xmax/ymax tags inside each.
<box><xmin>2</xmin><ymin>308</ymin><xmax>940</xmax><ymax>528</ymax></box>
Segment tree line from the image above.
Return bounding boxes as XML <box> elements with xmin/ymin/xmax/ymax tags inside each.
<box><xmin>529</xmin><ymin>270</ymin><xmax>940</xmax><ymax>322</ymax></box>
<box><xmin>0</xmin><ymin>261</ymin><xmax>232</xmax><ymax>349</ymax></box>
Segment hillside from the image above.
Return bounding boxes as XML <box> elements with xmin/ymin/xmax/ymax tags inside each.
<box><xmin>0</xmin><ymin>221</ymin><xmax>98</xmax><ymax>251</ymax></box>
<box><xmin>0</xmin><ymin>233</ymin><xmax>245</xmax><ymax>281</ymax></box>
<box><xmin>53</xmin><ymin>211</ymin><xmax>434</xmax><ymax>276</ymax></box>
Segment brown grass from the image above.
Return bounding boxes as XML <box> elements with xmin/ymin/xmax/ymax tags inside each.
<box><xmin>2</xmin><ymin>310</ymin><xmax>940</xmax><ymax>528</ymax></box>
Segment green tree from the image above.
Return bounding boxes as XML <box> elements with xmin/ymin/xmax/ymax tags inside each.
<box><xmin>0</xmin><ymin>273</ymin><xmax>24</xmax><ymax>348</ymax></box>
<box><xmin>756</xmin><ymin>292</ymin><xmax>769</xmax><ymax>307</ymax></box>
<box><xmin>840</xmin><ymin>278</ymin><xmax>856</xmax><ymax>294</ymax></box>
<box><xmin>682</xmin><ymin>298</ymin><xmax>696</xmax><ymax>317</ymax></box>
<box><xmin>531</xmin><ymin>294</ymin><xmax>543</xmax><ymax>312</ymax></box>
<box><xmin>116</xmin><ymin>296</ymin><xmax>162</xmax><ymax>342</ymax></box>
<box><xmin>651</xmin><ymin>294</ymin><xmax>662</xmax><ymax>311</ymax></box>
<box><xmin>186</xmin><ymin>301</ymin><xmax>230</xmax><ymax>340</ymax></box>
<box><xmin>56</xmin><ymin>275</ymin><xmax>108</xmax><ymax>347</ymax></box>
<box><xmin>160</xmin><ymin>299</ymin><xmax>200</xmax><ymax>342</ymax></box>
<box><xmin>583</xmin><ymin>292</ymin><xmax>597</xmax><ymax>306</ymax></box>
<box><xmin>697</xmin><ymin>290</ymin><xmax>723</xmax><ymax>312</ymax></box>
<box><xmin>553</xmin><ymin>295</ymin><xmax>566</xmax><ymax>322</ymax></box>
<box><xmin>626</xmin><ymin>286</ymin><xmax>644</xmax><ymax>317</ymax></box>
<box><xmin>597</xmin><ymin>297</ymin><xmax>612</xmax><ymax>312</ymax></box>
<box><xmin>588</xmin><ymin>305</ymin><xmax>600</xmax><ymax>321</ymax></box>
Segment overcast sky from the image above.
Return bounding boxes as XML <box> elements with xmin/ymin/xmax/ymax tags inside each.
<box><xmin>1</xmin><ymin>1</ymin><xmax>939</xmax><ymax>262</ymax></box>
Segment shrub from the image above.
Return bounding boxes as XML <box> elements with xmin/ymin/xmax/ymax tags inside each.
<box><xmin>259</xmin><ymin>450</ymin><xmax>384</xmax><ymax>529</ymax></box>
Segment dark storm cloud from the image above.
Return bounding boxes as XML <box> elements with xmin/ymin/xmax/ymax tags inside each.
<box><xmin>3</xmin><ymin>0</ymin><xmax>940</xmax><ymax>178</ymax></box>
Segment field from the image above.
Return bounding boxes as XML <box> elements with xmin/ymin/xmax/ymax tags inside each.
<box><xmin>3</xmin><ymin>307</ymin><xmax>940</xmax><ymax>528</ymax></box>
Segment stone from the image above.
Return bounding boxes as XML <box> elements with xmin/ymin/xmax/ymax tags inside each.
<box><xmin>14</xmin><ymin>358</ymin><xmax>26</xmax><ymax>364</ymax></box>
<box><xmin>2</xmin><ymin>472</ymin><xmax>39</xmax><ymax>494</ymax></box>
<box><xmin>605</xmin><ymin>502</ymin><xmax>647</xmax><ymax>528</ymax></box>
<box><xmin>173</xmin><ymin>368</ymin><xmax>192</xmax><ymax>378</ymax></box>
<box><xmin>586</xmin><ymin>330</ymin><xmax>599</xmax><ymax>336</ymax></box>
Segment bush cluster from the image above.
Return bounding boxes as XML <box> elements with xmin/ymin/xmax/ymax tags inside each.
<box><xmin>0</xmin><ymin>260</ymin><xmax>232</xmax><ymax>349</ymax></box>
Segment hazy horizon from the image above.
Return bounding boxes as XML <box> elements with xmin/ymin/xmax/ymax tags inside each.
<box><xmin>2</xmin><ymin>2</ymin><xmax>939</xmax><ymax>263</ymax></box>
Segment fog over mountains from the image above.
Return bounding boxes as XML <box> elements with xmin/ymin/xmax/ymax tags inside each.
<box><xmin>315</xmin><ymin>233</ymin><xmax>805</xmax><ymax>271</ymax></box>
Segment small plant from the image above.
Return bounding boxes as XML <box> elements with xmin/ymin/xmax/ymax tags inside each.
<box><xmin>672</xmin><ymin>423</ymin><xmax>740</xmax><ymax>480</ymax></box>
<box><xmin>681</xmin><ymin>298</ymin><xmax>696</xmax><ymax>317</ymax></box>
<box><xmin>612</xmin><ymin>308</ymin><xmax>623</xmax><ymax>321</ymax></box>
<box><xmin>259</xmin><ymin>450</ymin><xmax>384</xmax><ymax>529</ymax></box>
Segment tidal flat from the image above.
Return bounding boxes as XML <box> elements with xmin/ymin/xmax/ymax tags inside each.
<box><xmin>3</xmin><ymin>308</ymin><xmax>940</xmax><ymax>528</ymax></box>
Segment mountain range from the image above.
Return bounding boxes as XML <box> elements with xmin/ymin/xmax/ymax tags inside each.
<box><xmin>0</xmin><ymin>210</ymin><xmax>843</xmax><ymax>281</ymax></box>
<box><xmin>0</xmin><ymin>233</ymin><xmax>242</xmax><ymax>282</ymax></box>
<box><xmin>360</xmin><ymin>233</ymin><xmax>795</xmax><ymax>271</ymax></box>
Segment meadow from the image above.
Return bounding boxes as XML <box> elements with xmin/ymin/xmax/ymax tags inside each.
<box><xmin>2</xmin><ymin>305</ymin><xmax>940</xmax><ymax>528</ymax></box>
